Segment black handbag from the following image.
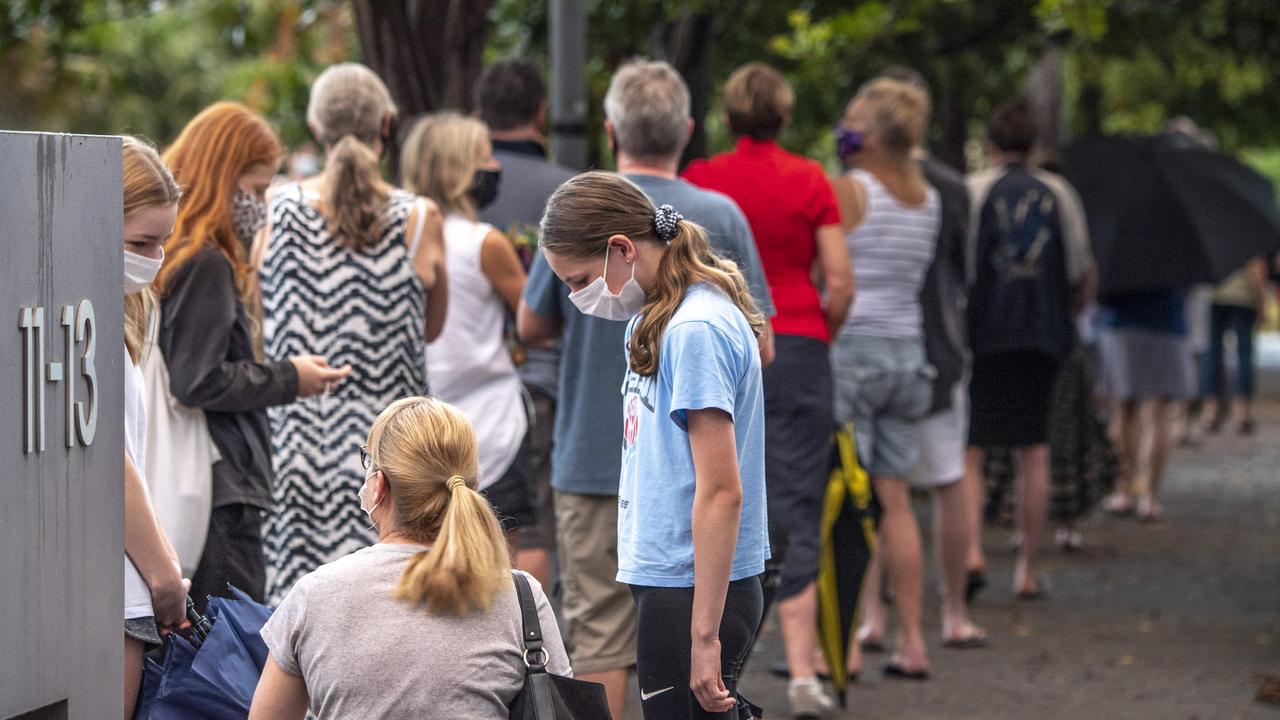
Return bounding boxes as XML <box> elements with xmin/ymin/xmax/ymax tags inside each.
<box><xmin>509</xmin><ymin>573</ymin><xmax>611</xmax><ymax>719</ymax></box>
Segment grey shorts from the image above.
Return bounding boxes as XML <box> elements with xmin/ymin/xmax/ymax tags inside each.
<box><xmin>832</xmin><ymin>334</ymin><xmax>934</xmax><ymax>478</ymax></box>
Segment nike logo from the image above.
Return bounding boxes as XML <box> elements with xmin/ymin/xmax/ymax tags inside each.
<box><xmin>640</xmin><ymin>686</ymin><xmax>675</xmax><ymax>701</ymax></box>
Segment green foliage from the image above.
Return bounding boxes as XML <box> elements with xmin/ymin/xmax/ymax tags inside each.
<box><xmin>0</xmin><ymin>0</ymin><xmax>353</xmax><ymax>148</ymax></box>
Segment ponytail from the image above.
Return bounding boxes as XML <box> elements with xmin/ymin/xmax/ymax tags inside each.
<box><xmin>393</xmin><ymin>475</ymin><xmax>511</xmax><ymax>615</ymax></box>
<box><xmin>324</xmin><ymin>135</ymin><xmax>390</xmax><ymax>250</ymax></box>
<box><xmin>628</xmin><ymin>221</ymin><xmax>765</xmax><ymax>376</ymax></box>
<box><xmin>366</xmin><ymin>396</ymin><xmax>511</xmax><ymax>616</ymax></box>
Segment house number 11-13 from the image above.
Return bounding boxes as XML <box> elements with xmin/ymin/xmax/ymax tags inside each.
<box><xmin>18</xmin><ymin>300</ymin><xmax>98</xmax><ymax>454</ymax></box>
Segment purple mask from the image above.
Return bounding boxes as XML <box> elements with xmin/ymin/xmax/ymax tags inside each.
<box><xmin>835</xmin><ymin>126</ymin><xmax>864</xmax><ymax>157</ymax></box>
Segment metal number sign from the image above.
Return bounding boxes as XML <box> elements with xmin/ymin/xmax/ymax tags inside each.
<box><xmin>18</xmin><ymin>300</ymin><xmax>98</xmax><ymax>453</ymax></box>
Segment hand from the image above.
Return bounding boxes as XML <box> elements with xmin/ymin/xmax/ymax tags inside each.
<box><xmin>148</xmin><ymin>566</ymin><xmax>191</xmax><ymax>635</ymax></box>
<box><xmin>690</xmin><ymin>635</ymin><xmax>735</xmax><ymax>714</ymax></box>
<box><xmin>290</xmin><ymin>355</ymin><xmax>353</xmax><ymax>398</ymax></box>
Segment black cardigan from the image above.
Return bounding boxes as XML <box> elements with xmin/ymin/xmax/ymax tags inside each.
<box><xmin>159</xmin><ymin>245</ymin><xmax>298</xmax><ymax>510</ymax></box>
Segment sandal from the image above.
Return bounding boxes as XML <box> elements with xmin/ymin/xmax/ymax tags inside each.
<box><xmin>882</xmin><ymin>662</ymin><xmax>929</xmax><ymax>680</ymax></box>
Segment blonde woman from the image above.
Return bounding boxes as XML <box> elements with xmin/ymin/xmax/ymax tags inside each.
<box><xmin>121</xmin><ymin>137</ymin><xmax>188</xmax><ymax>719</ymax></box>
<box><xmin>833</xmin><ymin>78</ymin><xmax>942</xmax><ymax>680</ymax></box>
<box><xmin>401</xmin><ymin>113</ymin><xmax>533</xmax><ymax>542</ymax></box>
<box><xmin>259</xmin><ymin>63</ymin><xmax>448</xmax><ymax>602</ymax></box>
<box><xmin>249</xmin><ymin>397</ymin><xmax>568</xmax><ymax>719</ymax></box>
<box><xmin>540</xmin><ymin>172</ymin><xmax>768</xmax><ymax>720</ymax></box>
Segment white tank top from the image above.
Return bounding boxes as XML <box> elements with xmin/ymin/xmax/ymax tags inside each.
<box><xmin>426</xmin><ymin>214</ymin><xmax>527</xmax><ymax>489</ymax></box>
<box><xmin>842</xmin><ymin>169</ymin><xmax>940</xmax><ymax>338</ymax></box>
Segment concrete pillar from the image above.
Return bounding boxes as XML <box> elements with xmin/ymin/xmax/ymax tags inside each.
<box><xmin>1</xmin><ymin>131</ymin><xmax>124</xmax><ymax>719</ymax></box>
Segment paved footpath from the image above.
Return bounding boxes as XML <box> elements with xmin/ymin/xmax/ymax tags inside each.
<box><xmin>627</xmin><ymin>402</ymin><xmax>1280</xmax><ymax>719</ymax></box>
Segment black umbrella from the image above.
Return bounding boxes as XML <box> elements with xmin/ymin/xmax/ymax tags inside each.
<box><xmin>815</xmin><ymin>425</ymin><xmax>877</xmax><ymax>707</ymax></box>
<box><xmin>1062</xmin><ymin>134</ymin><xmax>1280</xmax><ymax>294</ymax></box>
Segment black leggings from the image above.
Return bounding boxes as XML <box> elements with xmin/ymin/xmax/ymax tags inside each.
<box><xmin>630</xmin><ymin>576</ymin><xmax>764</xmax><ymax>720</ymax></box>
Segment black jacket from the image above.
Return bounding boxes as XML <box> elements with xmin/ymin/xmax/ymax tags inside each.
<box><xmin>159</xmin><ymin>245</ymin><xmax>298</xmax><ymax>509</ymax></box>
<box><xmin>920</xmin><ymin>156</ymin><xmax>972</xmax><ymax>413</ymax></box>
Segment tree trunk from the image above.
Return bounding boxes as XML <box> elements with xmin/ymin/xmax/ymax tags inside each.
<box><xmin>650</xmin><ymin>8</ymin><xmax>713</xmax><ymax>168</ymax></box>
<box><xmin>353</xmin><ymin>0</ymin><xmax>493</xmax><ymax>174</ymax></box>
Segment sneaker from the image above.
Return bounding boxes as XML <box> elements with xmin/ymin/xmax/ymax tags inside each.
<box><xmin>788</xmin><ymin>678</ymin><xmax>835</xmax><ymax>719</ymax></box>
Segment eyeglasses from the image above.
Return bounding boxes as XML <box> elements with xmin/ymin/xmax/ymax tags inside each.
<box><xmin>359</xmin><ymin>444</ymin><xmax>371</xmax><ymax>470</ymax></box>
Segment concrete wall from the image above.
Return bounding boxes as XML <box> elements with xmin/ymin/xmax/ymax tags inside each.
<box><xmin>1</xmin><ymin>132</ymin><xmax>124</xmax><ymax>719</ymax></box>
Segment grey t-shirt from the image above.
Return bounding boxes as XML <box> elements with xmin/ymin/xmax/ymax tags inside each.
<box><xmin>521</xmin><ymin>172</ymin><xmax>775</xmax><ymax>495</ymax></box>
<box><xmin>261</xmin><ymin>543</ymin><xmax>569</xmax><ymax>719</ymax></box>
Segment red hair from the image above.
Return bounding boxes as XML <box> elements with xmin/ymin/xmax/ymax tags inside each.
<box><xmin>158</xmin><ymin>101</ymin><xmax>283</xmax><ymax>299</ymax></box>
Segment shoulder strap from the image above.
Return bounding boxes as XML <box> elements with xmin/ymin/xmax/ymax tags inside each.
<box><xmin>512</xmin><ymin>572</ymin><xmax>547</xmax><ymax>672</ymax></box>
<box><xmin>407</xmin><ymin>197</ymin><xmax>429</xmax><ymax>257</ymax></box>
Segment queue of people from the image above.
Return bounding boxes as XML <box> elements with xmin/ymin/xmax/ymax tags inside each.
<box><xmin>113</xmin><ymin>51</ymin><xmax>1260</xmax><ymax>720</ymax></box>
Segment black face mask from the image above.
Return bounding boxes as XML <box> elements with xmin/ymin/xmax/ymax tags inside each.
<box><xmin>469</xmin><ymin>168</ymin><xmax>502</xmax><ymax>210</ymax></box>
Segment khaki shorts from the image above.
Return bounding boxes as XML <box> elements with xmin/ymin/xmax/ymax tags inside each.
<box><xmin>554</xmin><ymin>490</ymin><xmax>637</xmax><ymax>674</ymax></box>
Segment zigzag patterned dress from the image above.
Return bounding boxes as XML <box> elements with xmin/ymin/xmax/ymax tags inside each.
<box><xmin>260</xmin><ymin>184</ymin><xmax>428</xmax><ymax>603</ymax></box>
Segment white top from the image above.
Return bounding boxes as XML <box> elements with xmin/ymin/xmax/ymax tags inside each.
<box><xmin>124</xmin><ymin>346</ymin><xmax>154</xmax><ymax>620</ymax></box>
<box><xmin>426</xmin><ymin>214</ymin><xmax>527</xmax><ymax>489</ymax></box>
<box><xmin>842</xmin><ymin>169</ymin><xmax>940</xmax><ymax>338</ymax></box>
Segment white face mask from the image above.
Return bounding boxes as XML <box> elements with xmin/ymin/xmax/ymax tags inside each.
<box><xmin>568</xmin><ymin>246</ymin><xmax>646</xmax><ymax>321</ymax></box>
<box><xmin>358</xmin><ymin>470</ymin><xmax>383</xmax><ymax>530</ymax></box>
<box><xmin>124</xmin><ymin>248</ymin><xmax>164</xmax><ymax>295</ymax></box>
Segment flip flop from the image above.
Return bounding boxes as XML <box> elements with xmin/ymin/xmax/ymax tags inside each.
<box><xmin>965</xmin><ymin>570</ymin><xmax>987</xmax><ymax>606</ymax></box>
<box><xmin>942</xmin><ymin>635</ymin><xmax>988</xmax><ymax>649</ymax></box>
<box><xmin>882</xmin><ymin>663</ymin><xmax>929</xmax><ymax>681</ymax></box>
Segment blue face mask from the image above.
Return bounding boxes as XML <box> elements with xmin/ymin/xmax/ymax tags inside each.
<box><xmin>835</xmin><ymin>126</ymin><xmax>864</xmax><ymax>159</ymax></box>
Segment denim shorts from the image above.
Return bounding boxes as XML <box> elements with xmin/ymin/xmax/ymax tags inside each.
<box><xmin>832</xmin><ymin>334</ymin><xmax>934</xmax><ymax>478</ymax></box>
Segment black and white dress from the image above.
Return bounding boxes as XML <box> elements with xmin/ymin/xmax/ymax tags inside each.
<box><xmin>261</xmin><ymin>184</ymin><xmax>429</xmax><ymax>603</ymax></box>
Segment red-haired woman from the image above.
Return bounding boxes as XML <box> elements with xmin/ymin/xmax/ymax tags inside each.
<box><xmin>155</xmin><ymin>102</ymin><xmax>349</xmax><ymax>607</ymax></box>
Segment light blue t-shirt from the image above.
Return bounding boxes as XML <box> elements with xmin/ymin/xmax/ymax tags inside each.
<box><xmin>522</xmin><ymin>172</ymin><xmax>775</xmax><ymax>496</ymax></box>
<box><xmin>616</xmin><ymin>283</ymin><xmax>769</xmax><ymax>587</ymax></box>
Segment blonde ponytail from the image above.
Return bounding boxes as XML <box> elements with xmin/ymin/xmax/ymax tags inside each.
<box><xmin>540</xmin><ymin>171</ymin><xmax>765</xmax><ymax>377</ymax></box>
<box><xmin>628</xmin><ymin>221</ymin><xmax>764</xmax><ymax>376</ymax></box>
<box><xmin>366</xmin><ymin>397</ymin><xmax>511</xmax><ymax>615</ymax></box>
<box><xmin>307</xmin><ymin>63</ymin><xmax>397</xmax><ymax>250</ymax></box>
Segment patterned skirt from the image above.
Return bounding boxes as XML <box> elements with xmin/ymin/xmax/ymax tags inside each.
<box><xmin>983</xmin><ymin>345</ymin><xmax>1119</xmax><ymax>524</ymax></box>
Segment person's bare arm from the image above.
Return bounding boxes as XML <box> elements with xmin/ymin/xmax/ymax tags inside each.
<box><xmin>248</xmin><ymin>657</ymin><xmax>309</xmax><ymax>720</ymax></box>
<box><xmin>758</xmin><ymin>321</ymin><xmax>776</xmax><ymax>368</ymax></box>
<box><xmin>1073</xmin><ymin>261</ymin><xmax>1098</xmax><ymax>316</ymax></box>
<box><xmin>124</xmin><ymin>453</ymin><xmax>188</xmax><ymax>632</ymax></box>
<box><xmin>479</xmin><ymin>229</ymin><xmax>527</xmax><ymax>312</ymax></box>
<box><xmin>409</xmin><ymin>202</ymin><xmax>449</xmax><ymax>343</ymax></box>
<box><xmin>815</xmin><ymin>224</ymin><xmax>854</xmax><ymax>337</ymax></box>
<box><xmin>687</xmin><ymin>407</ymin><xmax>743</xmax><ymax>714</ymax></box>
<box><xmin>517</xmin><ymin>301</ymin><xmax>561</xmax><ymax>345</ymax></box>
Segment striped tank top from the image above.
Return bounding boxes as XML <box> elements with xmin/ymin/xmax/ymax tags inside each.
<box><xmin>842</xmin><ymin>169</ymin><xmax>940</xmax><ymax>338</ymax></box>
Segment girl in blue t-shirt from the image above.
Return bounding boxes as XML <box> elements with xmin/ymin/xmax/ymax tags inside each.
<box><xmin>540</xmin><ymin>171</ymin><xmax>769</xmax><ymax>719</ymax></box>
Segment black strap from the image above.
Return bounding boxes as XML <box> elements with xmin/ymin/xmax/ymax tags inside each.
<box><xmin>512</xmin><ymin>572</ymin><xmax>548</xmax><ymax>671</ymax></box>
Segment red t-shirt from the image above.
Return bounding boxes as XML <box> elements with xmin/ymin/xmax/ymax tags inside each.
<box><xmin>683</xmin><ymin>137</ymin><xmax>842</xmax><ymax>342</ymax></box>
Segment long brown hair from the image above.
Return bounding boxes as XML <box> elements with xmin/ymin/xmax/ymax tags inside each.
<box><xmin>122</xmin><ymin>136</ymin><xmax>180</xmax><ymax>364</ymax></box>
<box><xmin>540</xmin><ymin>171</ymin><xmax>764</xmax><ymax>376</ymax></box>
<box><xmin>368</xmin><ymin>397</ymin><xmax>511</xmax><ymax>615</ymax></box>
<box><xmin>157</xmin><ymin>102</ymin><xmax>282</xmax><ymax>300</ymax></box>
<box><xmin>307</xmin><ymin>63</ymin><xmax>396</xmax><ymax>249</ymax></box>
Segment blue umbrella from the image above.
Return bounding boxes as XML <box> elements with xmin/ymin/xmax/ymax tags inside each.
<box><xmin>135</xmin><ymin>586</ymin><xmax>273</xmax><ymax>720</ymax></box>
